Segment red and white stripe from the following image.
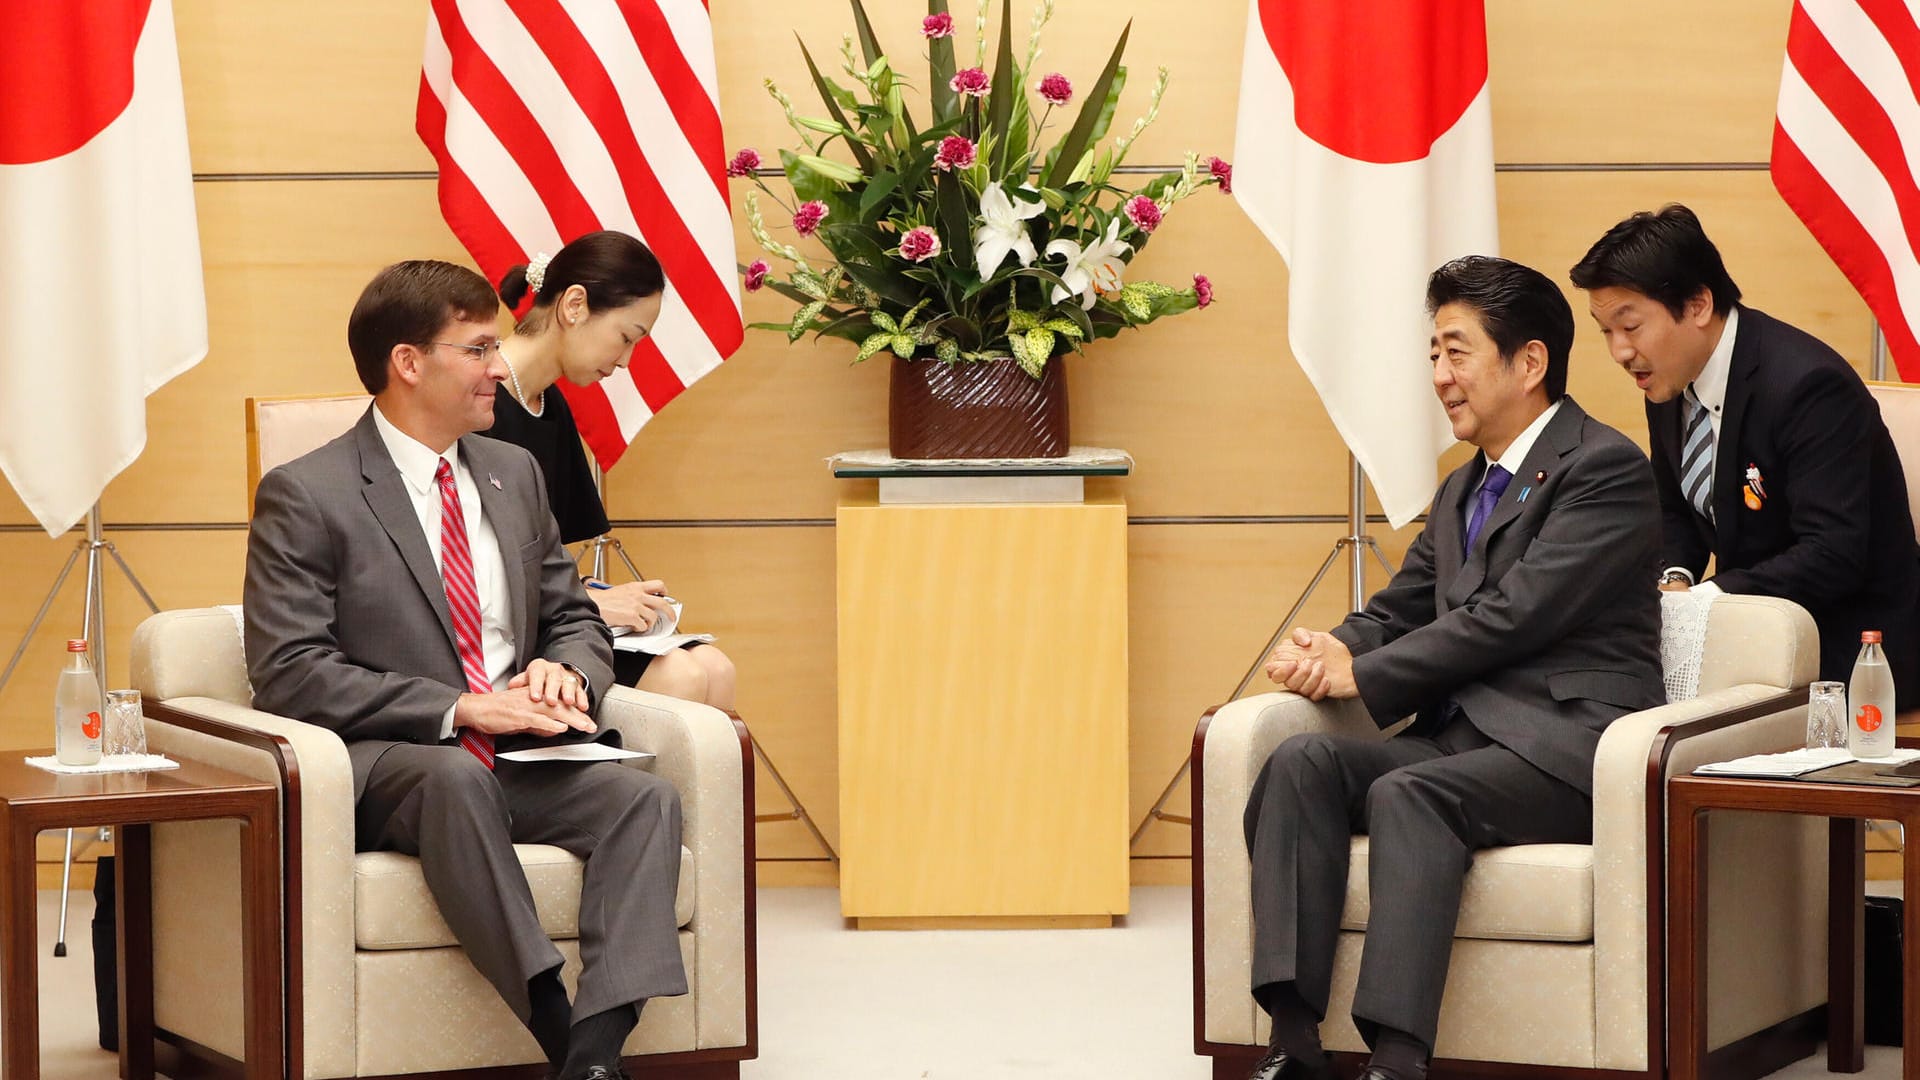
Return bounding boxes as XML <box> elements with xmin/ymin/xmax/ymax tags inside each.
<box><xmin>418</xmin><ymin>0</ymin><xmax>742</xmax><ymax>468</ymax></box>
<box><xmin>1774</xmin><ymin>0</ymin><xmax>1920</xmax><ymax>380</ymax></box>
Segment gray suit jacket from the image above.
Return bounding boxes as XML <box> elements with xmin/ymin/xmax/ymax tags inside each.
<box><xmin>1330</xmin><ymin>397</ymin><xmax>1666</xmax><ymax>794</ymax></box>
<box><xmin>243</xmin><ymin>407</ymin><xmax>615</xmax><ymax>795</ymax></box>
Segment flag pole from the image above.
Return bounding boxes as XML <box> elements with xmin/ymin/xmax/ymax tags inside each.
<box><xmin>578</xmin><ymin>456</ymin><xmax>838</xmax><ymax>862</ymax></box>
<box><xmin>1130</xmin><ymin>455</ymin><xmax>1395</xmax><ymax>847</ymax></box>
<box><xmin>1873</xmin><ymin>319</ymin><xmax>1888</xmax><ymax>381</ymax></box>
<box><xmin>0</xmin><ymin>502</ymin><xmax>160</xmax><ymax>953</ymax></box>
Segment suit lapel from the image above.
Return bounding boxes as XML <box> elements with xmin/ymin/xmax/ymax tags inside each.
<box><xmin>463</xmin><ymin>438</ymin><xmax>535</xmax><ymax>660</ymax></box>
<box><xmin>1447</xmin><ymin>400</ymin><xmax>1585</xmax><ymax>603</ymax></box>
<box><xmin>1712</xmin><ymin>310</ymin><xmax>1759</xmax><ymax>555</ymax></box>
<box><xmin>355</xmin><ymin>414</ymin><xmax>459</xmax><ymax>651</ymax></box>
<box><xmin>1431</xmin><ymin>459</ymin><xmax>1475</xmax><ymax>603</ymax></box>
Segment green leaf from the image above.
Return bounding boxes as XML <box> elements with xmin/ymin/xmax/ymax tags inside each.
<box><xmin>789</xmin><ymin>300</ymin><xmax>827</xmax><ymax>342</ymax></box>
<box><xmin>794</xmin><ymin>153</ymin><xmax>864</xmax><ymax>184</ymax></box>
<box><xmin>1042</xmin><ymin>24</ymin><xmax>1130</xmax><ymax>188</ymax></box>
<box><xmin>1119</xmin><ymin>284</ymin><xmax>1154</xmax><ymax>321</ymax></box>
<box><xmin>1055</xmin><ymin>298</ymin><xmax>1095</xmax><ymax>341</ymax></box>
<box><xmin>936</xmin><ymin>337</ymin><xmax>960</xmax><ymax>363</ymax></box>
<box><xmin>928</xmin><ymin>0</ymin><xmax>958</xmax><ymax>123</ymax></box>
<box><xmin>857</xmin><ymin>332</ymin><xmax>895</xmax><ymax>362</ymax></box>
<box><xmin>935</xmin><ymin>171</ymin><xmax>970</xmax><ymax>258</ymax></box>
<box><xmin>1043</xmin><ymin>318</ymin><xmax>1083</xmax><ymax>338</ymax></box>
<box><xmin>798</xmin><ymin>39</ymin><xmax>874</xmax><ymax>173</ymax></box>
<box><xmin>1008</xmin><ymin>331</ymin><xmax>1033</xmax><ymax>370</ymax></box>
<box><xmin>858</xmin><ymin>170</ymin><xmax>902</xmax><ymax>220</ymax></box>
<box><xmin>748</xmin><ymin>320</ymin><xmax>800</xmax><ymax>334</ymax></box>
<box><xmin>781</xmin><ymin>149</ymin><xmax>838</xmax><ymax>203</ymax></box>
<box><xmin>849</xmin><ymin>0</ymin><xmax>883</xmax><ymax>67</ymax></box>
<box><xmin>985</xmin><ymin>0</ymin><xmax>1017</xmax><ymax>173</ymax></box>
<box><xmin>1023</xmin><ymin>328</ymin><xmax>1055</xmax><ymax>374</ymax></box>
<box><xmin>815</xmin><ymin>223</ymin><xmax>920</xmax><ymax>306</ymax></box>
<box><xmin>871</xmin><ymin>310</ymin><xmax>900</xmax><ymax>333</ymax></box>
<box><xmin>792</xmin><ymin>268</ymin><xmax>832</xmax><ymax>301</ymax></box>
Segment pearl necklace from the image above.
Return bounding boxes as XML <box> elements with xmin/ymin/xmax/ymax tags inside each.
<box><xmin>499</xmin><ymin>345</ymin><xmax>545</xmax><ymax>418</ymax></box>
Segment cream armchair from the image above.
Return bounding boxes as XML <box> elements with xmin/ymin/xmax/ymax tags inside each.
<box><xmin>1193</xmin><ymin>594</ymin><xmax>1828</xmax><ymax>1079</ymax></box>
<box><xmin>128</xmin><ymin>606</ymin><xmax>756</xmax><ymax>1080</ymax></box>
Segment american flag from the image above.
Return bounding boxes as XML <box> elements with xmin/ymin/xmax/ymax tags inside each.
<box><xmin>417</xmin><ymin>0</ymin><xmax>743</xmax><ymax>467</ymax></box>
<box><xmin>1773</xmin><ymin>0</ymin><xmax>1920</xmax><ymax>381</ymax></box>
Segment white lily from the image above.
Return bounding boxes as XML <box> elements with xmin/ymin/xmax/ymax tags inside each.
<box><xmin>973</xmin><ymin>181</ymin><xmax>1047</xmax><ymax>281</ymax></box>
<box><xmin>1044</xmin><ymin>219</ymin><xmax>1132</xmax><ymax>310</ymax></box>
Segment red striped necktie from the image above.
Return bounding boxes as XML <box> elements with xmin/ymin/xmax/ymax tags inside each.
<box><xmin>435</xmin><ymin>458</ymin><xmax>495</xmax><ymax>768</ymax></box>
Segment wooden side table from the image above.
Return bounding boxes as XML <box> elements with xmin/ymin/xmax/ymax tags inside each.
<box><xmin>1667</xmin><ymin>772</ymin><xmax>1913</xmax><ymax>1080</ymax></box>
<box><xmin>0</xmin><ymin>750</ymin><xmax>281</xmax><ymax>1080</ymax></box>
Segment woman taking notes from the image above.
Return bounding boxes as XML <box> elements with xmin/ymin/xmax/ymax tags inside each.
<box><xmin>481</xmin><ymin>229</ymin><xmax>737</xmax><ymax>709</ymax></box>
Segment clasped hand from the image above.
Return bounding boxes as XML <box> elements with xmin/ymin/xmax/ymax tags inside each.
<box><xmin>455</xmin><ymin>658</ymin><xmax>595</xmax><ymax>737</ymax></box>
<box><xmin>1264</xmin><ymin>627</ymin><xmax>1358</xmax><ymax>702</ymax></box>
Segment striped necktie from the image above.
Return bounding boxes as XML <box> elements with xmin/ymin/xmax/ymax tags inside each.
<box><xmin>1680</xmin><ymin>388</ymin><xmax>1715</xmax><ymax>524</ymax></box>
<box><xmin>435</xmin><ymin>458</ymin><xmax>496</xmax><ymax>768</ymax></box>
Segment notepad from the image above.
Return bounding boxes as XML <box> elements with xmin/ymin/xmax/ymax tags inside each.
<box><xmin>610</xmin><ymin>598</ymin><xmax>716</xmax><ymax>656</ymax></box>
<box><xmin>1693</xmin><ymin>746</ymin><xmax>1920</xmax><ymax>779</ymax></box>
<box><xmin>495</xmin><ymin>743</ymin><xmax>654</xmax><ymax>764</ymax></box>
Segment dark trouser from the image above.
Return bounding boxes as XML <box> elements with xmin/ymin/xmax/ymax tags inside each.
<box><xmin>1243</xmin><ymin>717</ymin><xmax>1591</xmax><ymax>1049</ymax></box>
<box><xmin>356</xmin><ymin>745</ymin><xmax>689</xmax><ymax>1023</ymax></box>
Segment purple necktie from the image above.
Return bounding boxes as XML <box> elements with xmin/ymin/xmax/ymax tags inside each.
<box><xmin>1464</xmin><ymin>465</ymin><xmax>1512</xmax><ymax>554</ymax></box>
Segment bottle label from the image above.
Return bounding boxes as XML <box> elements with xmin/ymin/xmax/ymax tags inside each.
<box><xmin>82</xmin><ymin>711</ymin><xmax>101</xmax><ymax>739</ymax></box>
<box><xmin>1857</xmin><ymin>703</ymin><xmax>1885</xmax><ymax>733</ymax></box>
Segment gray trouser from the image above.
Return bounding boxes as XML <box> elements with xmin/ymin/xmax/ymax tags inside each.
<box><xmin>356</xmin><ymin>744</ymin><xmax>689</xmax><ymax>1022</ymax></box>
<box><xmin>1243</xmin><ymin>717</ymin><xmax>1590</xmax><ymax>1048</ymax></box>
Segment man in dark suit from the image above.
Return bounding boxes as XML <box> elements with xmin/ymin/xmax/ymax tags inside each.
<box><xmin>244</xmin><ymin>260</ymin><xmax>685</xmax><ymax>1080</ymax></box>
<box><xmin>1572</xmin><ymin>203</ymin><xmax>1920</xmax><ymax>699</ymax></box>
<box><xmin>1244</xmin><ymin>257</ymin><xmax>1665</xmax><ymax>1080</ymax></box>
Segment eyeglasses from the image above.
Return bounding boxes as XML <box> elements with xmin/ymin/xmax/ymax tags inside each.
<box><xmin>431</xmin><ymin>340</ymin><xmax>504</xmax><ymax>363</ymax></box>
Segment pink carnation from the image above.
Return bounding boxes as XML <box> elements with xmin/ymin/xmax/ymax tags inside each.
<box><xmin>744</xmin><ymin>259</ymin><xmax>769</xmax><ymax>292</ymax></box>
<box><xmin>726</xmin><ymin>148</ymin><xmax>761</xmax><ymax>178</ymax></box>
<box><xmin>934</xmin><ymin>135</ymin><xmax>977</xmax><ymax>172</ymax></box>
<box><xmin>898</xmin><ymin>227</ymin><xmax>942</xmax><ymax>263</ymax></box>
<box><xmin>1124</xmin><ymin>194</ymin><xmax>1163</xmax><ymax>234</ymax></box>
<box><xmin>793</xmin><ymin>200</ymin><xmax>829</xmax><ymax>237</ymax></box>
<box><xmin>1207</xmin><ymin>155</ymin><xmax>1233</xmax><ymax>194</ymax></box>
<box><xmin>1193</xmin><ymin>273</ymin><xmax>1213</xmax><ymax>309</ymax></box>
<box><xmin>950</xmin><ymin>67</ymin><xmax>989</xmax><ymax>97</ymax></box>
<box><xmin>1038</xmin><ymin>73</ymin><xmax>1072</xmax><ymax>106</ymax></box>
<box><xmin>922</xmin><ymin>13</ymin><xmax>953</xmax><ymax>38</ymax></box>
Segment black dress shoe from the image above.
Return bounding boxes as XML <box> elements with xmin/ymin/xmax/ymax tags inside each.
<box><xmin>1247</xmin><ymin>1045</ymin><xmax>1332</xmax><ymax>1080</ymax></box>
<box><xmin>1356</xmin><ymin>1067</ymin><xmax>1420</xmax><ymax>1080</ymax></box>
<box><xmin>572</xmin><ymin>1067</ymin><xmax>630</xmax><ymax>1080</ymax></box>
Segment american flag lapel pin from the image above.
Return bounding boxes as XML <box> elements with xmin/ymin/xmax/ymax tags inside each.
<box><xmin>488</xmin><ymin>473</ymin><xmax>502</xmax><ymax>491</ymax></box>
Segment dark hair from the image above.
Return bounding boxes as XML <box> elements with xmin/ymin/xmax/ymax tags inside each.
<box><xmin>1425</xmin><ymin>255</ymin><xmax>1575</xmax><ymax>402</ymax></box>
<box><xmin>1568</xmin><ymin>203</ymin><xmax>1743</xmax><ymax>319</ymax></box>
<box><xmin>498</xmin><ymin>230</ymin><xmax>665</xmax><ymax>328</ymax></box>
<box><xmin>347</xmin><ymin>260</ymin><xmax>499</xmax><ymax>394</ymax></box>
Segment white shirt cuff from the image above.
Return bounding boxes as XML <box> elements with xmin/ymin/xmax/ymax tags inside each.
<box><xmin>1692</xmin><ymin>580</ymin><xmax>1723</xmax><ymax>599</ymax></box>
<box><xmin>440</xmin><ymin>702</ymin><xmax>457</xmax><ymax>740</ymax></box>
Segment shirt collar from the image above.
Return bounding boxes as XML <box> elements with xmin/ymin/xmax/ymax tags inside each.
<box><xmin>1690</xmin><ymin>306</ymin><xmax>1738</xmax><ymax>414</ymax></box>
<box><xmin>1482</xmin><ymin>398</ymin><xmax>1562</xmax><ymax>482</ymax></box>
<box><xmin>371</xmin><ymin>403</ymin><xmax>457</xmax><ymax>496</ymax></box>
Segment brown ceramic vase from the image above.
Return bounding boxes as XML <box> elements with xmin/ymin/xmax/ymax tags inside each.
<box><xmin>887</xmin><ymin>355</ymin><xmax>1069</xmax><ymax>459</ymax></box>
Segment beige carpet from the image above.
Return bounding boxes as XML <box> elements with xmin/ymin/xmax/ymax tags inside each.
<box><xmin>16</xmin><ymin>885</ymin><xmax>1905</xmax><ymax>1078</ymax></box>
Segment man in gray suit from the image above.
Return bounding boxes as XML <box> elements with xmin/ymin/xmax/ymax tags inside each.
<box><xmin>244</xmin><ymin>260</ymin><xmax>685</xmax><ymax>1080</ymax></box>
<box><xmin>1243</xmin><ymin>257</ymin><xmax>1665</xmax><ymax>1080</ymax></box>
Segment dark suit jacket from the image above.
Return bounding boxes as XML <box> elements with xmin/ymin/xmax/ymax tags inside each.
<box><xmin>1331</xmin><ymin>398</ymin><xmax>1666</xmax><ymax>794</ymax></box>
<box><xmin>1648</xmin><ymin>306</ymin><xmax>1920</xmax><ymax>697</ymax></box>
<box><xmin>243</xmin><ymin>407</ymin><xmax>615</xmax><ymax>795</ymax></box>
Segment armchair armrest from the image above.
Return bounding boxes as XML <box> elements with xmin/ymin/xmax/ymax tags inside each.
<box><xmin>1193</xmin><ymin>692</ymin><xmax>1386</xmax><ymax>1050</ymax></box>
<box><xmin>1589</xmin><ymin>684</ymin><xmax>1816</xmax><ymax>1071</ymax></box>
<box><xmin>596</xmin><ymin>686</ymin><xmax>755</xmax><ymax>1053</ymax></box>
<box><xmin>140</xmin><ymin>697</ymin><xmax>359</xmax><ymax>1080</ymax></box>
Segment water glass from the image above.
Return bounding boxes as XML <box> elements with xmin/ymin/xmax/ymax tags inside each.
<box><xmin>105</xmin><ymin>689</ymin><xmax>146</xmax><ymax>757</ymax></box>
<box><xmin>1807</xmin><ymin>681</ymin><xmax>1848</xmax><ymax>750</ymax></box>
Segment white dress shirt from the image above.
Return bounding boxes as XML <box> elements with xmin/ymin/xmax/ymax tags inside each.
<box><xmin>1665</xmin><ymin>307</ymin><xmax>1740</xmax><ymax>597</ymax></box>
<box><xmin>371</xmin><ymin>406</ymin><xmax>517</xmax><ymax>734</ymax></box>
<box><xmin>1463</xmin><ymin>399</ymin><xmax>1563</xmax><ymax>530</ymax></box>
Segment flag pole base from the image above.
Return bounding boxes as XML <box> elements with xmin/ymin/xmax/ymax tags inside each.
<box><xmin>0</xmin><ymin>503</ymin><xmax>160</xmax><ymax>953</ymax></box>
<box><xmin>1128</xmin><ymin>456</ymin><xmax>1396</xmax><ymax>849</ymax></box>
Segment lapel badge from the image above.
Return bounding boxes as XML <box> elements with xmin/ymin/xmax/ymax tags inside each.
<box><xmin>1517</xmin><ymin>486</ymin><xmax>1531</xmax><ymax>503</ymax></box>
<box><xmin>1743</xmin><ymin>463</ymin><xmax>1765</xmax><ymax>510</ymax></box>
<box><xmin>488</xmin><ymin>473</ymin><xmax>502</xmax><ymax>491</ymax></box>
<box><xmin>1534</xmin><ymin>470</ymin><xmax>1546</xmax><ymax>482</ymax></box>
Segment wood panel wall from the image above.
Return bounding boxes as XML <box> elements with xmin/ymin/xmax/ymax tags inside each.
<box><xmin>0</xmin><ymin>1</ymin><xmax>1865</xmax><ymax>880</ymax></box>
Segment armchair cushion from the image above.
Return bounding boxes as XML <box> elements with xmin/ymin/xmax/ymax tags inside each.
<box><xmin>354</xmin><ymin>844</ymin><xmax>696</xmax><ymax>950</ymax></box>
<box><xmin>1341</xmin><ymin>839</ymin><xmax>1593</xmax><ymax>942</ymax></box>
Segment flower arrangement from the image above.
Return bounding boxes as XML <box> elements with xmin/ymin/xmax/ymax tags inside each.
<box><xmin>736</xmin><ymin>0</ymin><xmax>1226</xmax><ymax>379</ymax></box>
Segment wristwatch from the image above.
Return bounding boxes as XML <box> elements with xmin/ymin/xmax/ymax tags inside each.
<box><xmin>1659</xmin><ymin>567</ymin><xmax>1695</xmax><ymax>587</ymax></box>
